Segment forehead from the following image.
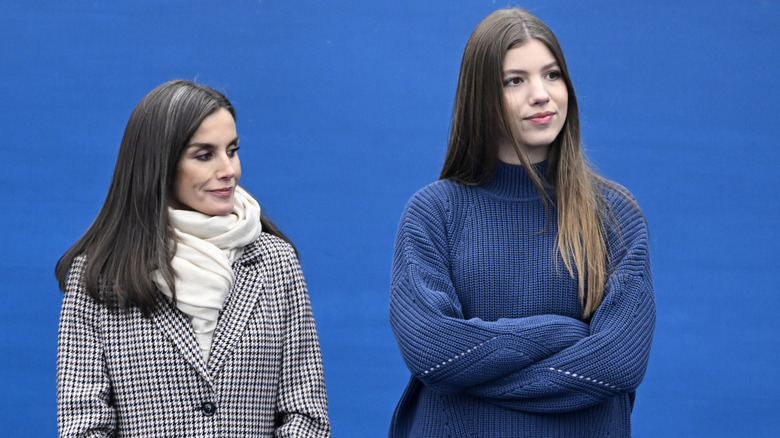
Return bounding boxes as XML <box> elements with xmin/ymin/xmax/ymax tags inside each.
<box><xmin>503</xmin><ymin>39</ymin><xmax>557</xmax><ymax>67</ymax></box>
<box><xmin>189</xmin><ymin>108</ymin><xmax>236</xmax><ymax>140</ymax></box>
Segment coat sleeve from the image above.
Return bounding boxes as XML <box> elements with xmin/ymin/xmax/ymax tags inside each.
<box><xmin>274</xmin><ymin>247</ymin><xmax>331</xmax><ymax>437</ymax></box>
<box><xmin>389</xmin><ymin>188</ymin><xmax>590</xmax><ymax>395</ymax></box>
<box><xmin>57</xmin><ymin>257</ymin><xmax>117</xmax><ymax>437</ymax></box>
<box><xmin>466</xmin><ymin>198</ymin><xmax>655</xmax><ymax>413</ymax></box>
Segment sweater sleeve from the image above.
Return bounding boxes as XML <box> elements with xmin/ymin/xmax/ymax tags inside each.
<box><xmin>57</xmin><ymin>257</ymin><xmax>117</xmax><ymax>437</ymax></box>
<box><xmin>466</xmin><ymin>197</ymin><xmax>655</xmax><ymax>413</ymax></box>
<box><xmin>389</xmin><ymin>187</ymin><xmax>589</xmax><ymax>394</ymax></box>
<box><xmin>274</xmin><ymin>246</ymin><xmax>331</xmax><ymax>437</ymax></box>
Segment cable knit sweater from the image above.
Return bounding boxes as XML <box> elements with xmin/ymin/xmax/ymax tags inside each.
<box><xmin>389</xmin><ymin>162</ymin><xmax>654</xmax><ymax>437</ymax></box>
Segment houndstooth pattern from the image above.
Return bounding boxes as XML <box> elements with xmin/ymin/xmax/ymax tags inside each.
<box><xmin>57</xmin><ymin>233</ymin><xmax>330</xmax><ymax>437</ymax></box>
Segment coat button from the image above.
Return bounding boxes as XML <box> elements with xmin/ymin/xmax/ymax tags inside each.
<box><xmin>201</xmin><ymin>402</ymin><xmax>217</xmax><ymax>416</ymax></box>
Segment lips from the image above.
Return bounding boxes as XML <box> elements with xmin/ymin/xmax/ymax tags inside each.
<box><xmin>525</xmin><ymin>111</ymin><xmax>556</xmax><ymax>125</ymax></box>
<box><xmin>209</xmin><ymin>187</ymin><xmax>234</xmax><ymax>197</ymax></box>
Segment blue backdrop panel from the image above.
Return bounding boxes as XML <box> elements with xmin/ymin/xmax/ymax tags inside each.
<box><xmin>0</xmin><ymin>0</ymin><xmax>778</xmax><ymax>436</ymax></box>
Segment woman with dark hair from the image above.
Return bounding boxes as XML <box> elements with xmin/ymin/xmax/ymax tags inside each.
<box><xmin>56</xmin><ymin>79</ymin><xmax>330</xmax><ymax>437</ymax></box>
<box><xmin>389</xmin><ymin>8</ymin><xmax>654</xmax><ymax>437</ymax></box>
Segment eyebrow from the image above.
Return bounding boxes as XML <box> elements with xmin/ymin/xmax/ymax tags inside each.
<box><xmin>185</xmin><ymin>136</ymin><xmax>240</xmax><ymax>149</ymax></box>
<box><xmin>503</xmin><ymin>61</ymin><xmax>560</xmax><ymax>76</ymax></box>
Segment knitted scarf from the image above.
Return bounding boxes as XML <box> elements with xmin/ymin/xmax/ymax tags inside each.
<box><xmin>153</xmin><ymin>186</ymin><xmax>262</xmax><ymax>363</ymax></box>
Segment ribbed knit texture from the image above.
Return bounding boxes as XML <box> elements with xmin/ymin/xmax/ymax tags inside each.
<box><xmin>389</xmin><ymin>162</ymin><xmax>654</xmax><ymax>438</ymax></box>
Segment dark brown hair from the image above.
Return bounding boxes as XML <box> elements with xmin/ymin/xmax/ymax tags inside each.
<box><xmin>56</xmin><ymin>79</ymin><xmax>292</xmax><ymax>314</ymax></box>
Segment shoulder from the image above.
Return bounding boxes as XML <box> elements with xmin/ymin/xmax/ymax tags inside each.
<box><xmin>63</xmin><ymin>254</ymin><xmax>94</xmax><ymax>299</ymax></box>
<box><xmin>253</xmin><ymin>232</ymin><xmax>296</xmax><ymax>255</ymax></box>
<box><xmin>403</xmin><ymin>179</ymin><xmax>468</xmax><ymax>220</ymax></box>
<box><xmin>597</xmin><ymin>178</ymin><xmax>646</xmax><ymax>231</ymax></box>
<box><xmin>242</xmin><ymin>232</ymin><xmax>298</xmax><ymax>267</ymax></box>
<box><xmin>60</xmin><ymin>254</ymin><xmax>106</xmax><ymax>314</ymax></box>
<box><xmin>66</xmin><ymin>254</ymin><xmax>88</xmax><ymax>283</ymax></box>
<box><xmin>408</xmin><ymin>179</ymin><xmax>459</xmax><ymax>204</ymax></box>
<box><xmin>596</xmin><ymin>178</ymin><xmax>650</xmax><ymax>265</ymax></box>
<box><xmin>236</xmin><ymin>233</ymin><xmax>306</xmax><ymax>300</ymax></box>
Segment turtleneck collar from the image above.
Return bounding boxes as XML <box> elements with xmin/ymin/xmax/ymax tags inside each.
<box><xmin>477</xmin><ymin>161</ymin><xmax>549</xmax><ymax>200</ymax></box>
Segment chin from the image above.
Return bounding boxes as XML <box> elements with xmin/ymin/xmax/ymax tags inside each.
<box><xmin>214</xmin><ymin>207</ymin><xmax>235</xmax><ymax>216</ymax></box>
<box><xmin>201</xmin><ymin>203</ymin><xmax>235</xmax><ymax>216</ymax></box>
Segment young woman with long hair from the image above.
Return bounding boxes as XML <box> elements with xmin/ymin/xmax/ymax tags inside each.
<box><xmin>56</xmin><ymin>80</ymin><xmax>330</xmax><ymax>437</ymax></box>
<box><xmin>389</xmin><ymin>8</ymin><xmax>654</xmax><ymax>437</ymax></box>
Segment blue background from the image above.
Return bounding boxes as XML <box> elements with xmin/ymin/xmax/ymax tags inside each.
<box><xmin>1</xmin><ymin>0</ymin><xmax>778</xmax><ymax>436</ymax></box>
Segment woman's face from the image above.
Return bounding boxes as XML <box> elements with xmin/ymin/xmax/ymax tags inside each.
<box><xmin>170</xmin><ymin>108</ymin><xmax>241</xmax><ymax>216</ymax></box>
<box><xmin>499</xmin><ymin>39</ymin><xmax>568</xmax><ymax>164</ymax></box>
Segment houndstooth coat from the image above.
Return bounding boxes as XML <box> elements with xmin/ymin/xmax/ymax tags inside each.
<box><xmin>57</xmin><ymin>233</ymin><xmax>330</xmax><ymax>437</ymax></box>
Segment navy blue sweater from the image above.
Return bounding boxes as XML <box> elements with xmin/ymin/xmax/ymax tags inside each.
<box><xmin>389</xmin><ymin>162</ymin><xmax>654</xmax><ymax>437</ymax></box>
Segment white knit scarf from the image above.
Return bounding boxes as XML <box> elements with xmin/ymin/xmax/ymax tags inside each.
<box><xmin>153</xmin><ymin>186</ymin><xmax>262</xmax><ymax>364</ymax></box>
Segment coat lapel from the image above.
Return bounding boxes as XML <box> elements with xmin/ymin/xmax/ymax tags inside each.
<box><xmin>151</xmin><ymin>293</ymin><xmax>214</xmax><ymax>387</ymax></box>
<box><xmin>207</xmin><ymin>242</ymin><xmax>266</xmax><ymax>376</ymax></box>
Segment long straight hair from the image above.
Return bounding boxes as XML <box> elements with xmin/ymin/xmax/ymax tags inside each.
<box><xmin>55</xmin><ymin>79</ymin><xmax>293</xmax><ymax>315</ymax></box>
<box><xmin>441</xmin><ymin>8</ymin><xmax>623</xmax><ymax>319</ymax></box>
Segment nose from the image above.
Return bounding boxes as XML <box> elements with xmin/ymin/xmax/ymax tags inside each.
<box><xmin>528</xmin><ymin>81</ymin><xmax>551</xmax><ymax>105</ymax></box>
<box><xmin>216</xmin><ymin>153</ymin><xmax>237</xmax><ymax>180</ymax></box>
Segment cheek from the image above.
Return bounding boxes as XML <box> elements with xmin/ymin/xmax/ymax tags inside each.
<box><xmin>504</xmin><ymin>92</ymin><xmax>521</xmax><ymax>110</ymax></box>
<box><xmin>556</xmin><ymin>88</ymin><xmax>569</xmax><ymax>110</ymax></box>
<box><xmin>168</xmin><ymin>176</ymin><xmax>188</xmax><ymax>209</ymax></box>
<box><xmin>171</xmin><ymin>166</ymin><xmax>185</xmax><ymax>198</ymax></box>
<box><xmin>502</xmin><ymin>97</ymin><xmax>522</xmax><ymax>126</ymax></box>
<box><xmin>174</xmin><ymin>168</ymin><xmax>191</xmax><ymax>190</ymax></box>
<box><xmin>172</xmin><ymin>164</ymin><xmax>202</xmax><ymax>199</ymax></box>
<box><xmin>559</xmin><ymin>98</ymin><xmax>569</xmax><ymax>122</ymax></box>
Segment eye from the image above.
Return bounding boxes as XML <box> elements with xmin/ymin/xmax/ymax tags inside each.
<box><xmin>195</xmin><ymin>152</ymin><xmax>212</xmax><ymax>161</ymax></box>
<box><xmin>503</xmin><ymin>77</ymin><xmax>523</xmax><ymax>87</ymax></box>
<box><xmin>546</xmin><ymin>70</ymin><xmax>562</xmax><ymax>80</ymax></box>
<box><xmin>227</xmin><ymin>146</ymin><xmax>240</xmax><ymax>157</ymax></box>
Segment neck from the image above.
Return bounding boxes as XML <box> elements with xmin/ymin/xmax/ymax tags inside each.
<box><xmin>497</xmin><ymin>142</ymin><xmax>549</xmax><ymax>165</ymax></box>
<box><xmin>479</xmin><ymin>160</ymin><xmax>547</xmax><ymax>200</ymax></box>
